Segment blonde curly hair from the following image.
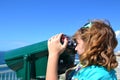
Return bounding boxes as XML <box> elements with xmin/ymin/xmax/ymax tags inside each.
<box><xmin>73</xmin><ymin>19</ymin><xmax>118</xmax><ymax>71</ymax></box>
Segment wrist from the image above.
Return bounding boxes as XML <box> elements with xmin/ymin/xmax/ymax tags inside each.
<box><xmin>48</xmin><ymin>53</ymin><xmax>59</xmax><ymax>59</ymax></box>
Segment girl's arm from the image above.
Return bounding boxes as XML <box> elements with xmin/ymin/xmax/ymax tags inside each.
<box><xmin>46</xmin><ymin>33</ymin><xmax>68</xmax><ymax>80</ymax></box>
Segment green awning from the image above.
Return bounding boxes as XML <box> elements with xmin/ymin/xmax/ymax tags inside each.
<box><xmin>5</xmin><ymin>40</ymin><xmax>48</xmax><ymax>60</ymax></box>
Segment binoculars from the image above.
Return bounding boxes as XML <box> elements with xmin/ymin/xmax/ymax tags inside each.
<box><xmin>60</xmin><ymin>34</ymin><xmax>77</xmax><ymax>54</ymax></box>
<box><xmin>4</xmin><ymin>34</ymin><xmax>76</xmax><ymax>80</ymax></box>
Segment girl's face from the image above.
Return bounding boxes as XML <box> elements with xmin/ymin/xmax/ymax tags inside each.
<box><xmin>75</xmin><ymin>38</ymin><xmax>85</xmax><ymax>55</ymax></box>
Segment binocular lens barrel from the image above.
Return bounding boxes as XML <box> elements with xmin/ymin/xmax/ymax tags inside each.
<box><xmin>60</xmin><ymin>34</ymin><xmax>77</xmax><ymax>54</ymax></box>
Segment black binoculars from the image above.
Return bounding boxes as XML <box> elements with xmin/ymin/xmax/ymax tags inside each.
<box><xmin>60</xmin><ymin>34</ymin><xmax>77</xmax><ymax>54</ymax></box>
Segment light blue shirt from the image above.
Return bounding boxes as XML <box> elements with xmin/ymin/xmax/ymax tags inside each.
<box><xmin>71</xmin><ymin>65</ymin><xmax>117</xmax><ymax>80</ymax></box>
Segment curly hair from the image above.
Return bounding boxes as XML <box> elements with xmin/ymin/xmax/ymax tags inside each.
<box><xmin>73</xmin><ymin>20</ymin><xmax>118</xmax><ymax>71</ymax></box>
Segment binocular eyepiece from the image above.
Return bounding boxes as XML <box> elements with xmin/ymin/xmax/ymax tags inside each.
<box><xmin>60</xmin><ymin>34</ymin><xmax>77</xmax><ymax>54</ymax></box>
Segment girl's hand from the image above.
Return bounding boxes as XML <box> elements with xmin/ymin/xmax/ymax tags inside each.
<box><xmin>48</xmin><ymin>33</ymin><xmax>68</xmax><ymax>57</ymax></box>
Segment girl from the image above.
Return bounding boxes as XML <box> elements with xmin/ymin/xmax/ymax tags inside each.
<box><xmin>46</xmin><ymin>19</ymin><xmax>118</xmax><ymax>80</ymax></box>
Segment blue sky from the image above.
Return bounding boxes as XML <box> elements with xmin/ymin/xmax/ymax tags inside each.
<box><xmin>0</xmin><ymin>0</ymin><xmax>120</xmax><ymax>52</ymax></box>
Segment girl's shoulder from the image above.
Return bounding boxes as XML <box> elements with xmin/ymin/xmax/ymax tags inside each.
<box><xmin>72</xmin><ymin>65</ymin><xmax>117</xmax><ymax>80</ymax></box>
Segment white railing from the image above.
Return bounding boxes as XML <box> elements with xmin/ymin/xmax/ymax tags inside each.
<box><xmin>0</xmin><ymin>64</ymin><xmax>20</xmax><ymax>80</ymax></box>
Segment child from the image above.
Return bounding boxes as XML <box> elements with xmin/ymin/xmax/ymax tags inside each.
<box><xmin>46</xmin><ymin>19</ymin><xmax>118</xmax><ymax>80</ymax></box>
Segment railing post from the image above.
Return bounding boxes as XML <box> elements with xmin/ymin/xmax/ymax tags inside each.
<box><xmin>8</xmin><ymin>72</ymin><xmax>10</xmax><ymax>80</ymax></box>
<box><xmin>0</xmin><ymin>64</ymin><xmax>20</xmax><ymax>80</ymax></box>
